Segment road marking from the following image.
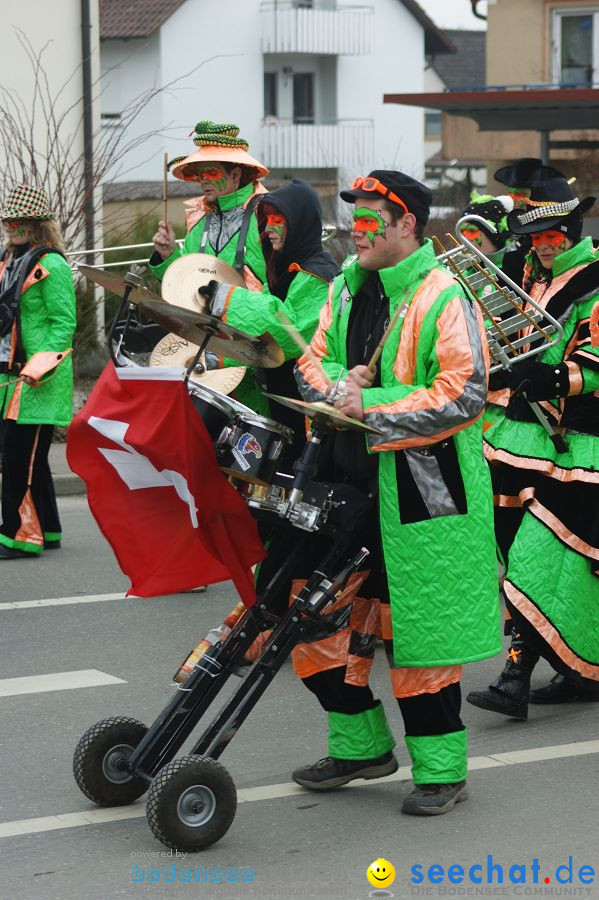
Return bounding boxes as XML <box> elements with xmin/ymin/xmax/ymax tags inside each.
<box><xmin>0</xmin><ymin>669</ymin><xmax>126</xmax><ymax>698</ymax></box>
<box><xmin>0</xmin><ymin>738</ymin><xmax>597</xmax><ymax>840</ymax></box>
<box><xmin>0</xmin><ymin>593</ymin><xmax>124</xmax><ymax>611</ymax></box>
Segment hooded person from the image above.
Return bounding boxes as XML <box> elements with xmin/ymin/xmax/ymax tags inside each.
<box><xmin>458</xmin><ymin>192</ymin><xmax>514</xmax><ymax>265</ymax></box>
<box><xmin>199</xmin><ymin>178</ymin><xmax>338</xmax><ymax>453</ymax></box>
<box><xmin>467</xmin><ymin>177</ymin><xmax>599</xmax><ymax>717</ymax></box>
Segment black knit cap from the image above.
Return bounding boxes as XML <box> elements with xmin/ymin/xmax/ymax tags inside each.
<box><xmin>507</xmin><ymin>177</ymin><xmax>595</xmax><ymax>238</ymax></box>
<box><xmin>494</xmin><ymin>157</ymin><xmax>565</xmax><ymax>189</ymax></box>
<box><xmin>340</xmin><ymin>170</ymin><xmax>432</xmax><ymax>225</ymax></box>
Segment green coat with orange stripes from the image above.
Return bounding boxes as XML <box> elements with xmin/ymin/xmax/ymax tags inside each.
<box><xmin>296</xmin><ymin>239</ymin><xmax>502</xmax><ymax>667</ymax></box>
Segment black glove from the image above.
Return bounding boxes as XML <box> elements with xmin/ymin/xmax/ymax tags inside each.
<box><xmin>502</xmin><ymin>360</ymin><xmax>570</xmax><ymax>401</ymax></box>
<box><xmin>197</xmin><ymin>279</ymin><xmax>219</xmax><ymax>307</ymax></box>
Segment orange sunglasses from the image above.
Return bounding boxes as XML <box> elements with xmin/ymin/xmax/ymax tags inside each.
<box><xmin>351</xmin><ymin>176</ymin><xmax>409</xmax><ymax>216</ymax></box>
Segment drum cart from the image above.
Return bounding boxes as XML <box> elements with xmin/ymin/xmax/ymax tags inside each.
<box><xmin>73</xmin><ymin>432</ymin><xmax>372</xmax><ymax>852</ymax></box>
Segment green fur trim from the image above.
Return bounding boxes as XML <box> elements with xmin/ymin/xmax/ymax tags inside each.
<box><xmin>405</xmin><ymin>730</ymin><xmax>468</xmax><ymax>784</ymax></box>
<box><xmin>328</xmin><ymin>701</ymin><xmax>396</xmax><ymax>760</ymax></box>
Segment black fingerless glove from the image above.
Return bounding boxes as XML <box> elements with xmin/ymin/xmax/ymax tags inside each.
<box><xmin>197</xmin><ymin>279</ymin><xmax>219</xmax><ymax>305</ymax></box>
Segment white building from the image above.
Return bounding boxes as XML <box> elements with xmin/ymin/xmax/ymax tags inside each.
<box><xmin>100</xmin><ymin>0</ymin><xmax>453</xmax><ymax>223</ymax></box>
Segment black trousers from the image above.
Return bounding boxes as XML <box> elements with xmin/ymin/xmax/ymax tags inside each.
<box><xmin>0</xmin><ymin>421</ymin><xmax>61</xmax><ymax>550</ymax></box>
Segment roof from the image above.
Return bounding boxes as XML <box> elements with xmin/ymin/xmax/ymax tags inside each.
<box><xmin>384</xmin><ymin>87</ymin><xmax>599</xmax><ymax>132</ymax></box>
<box><xmin>100</xmin><ymin>0</ymin><xmax>186</xmax><ymax>39</ymax></box>
<box><xmin>426</xmin><ymin>149</ymin><xmax>485</xmax><ymax>169</ymax></box>
<box><xmin>429</xmin><ymin>29</ymin><xmax>485</xmax><ymax>88</ymax></box>
<box><xmin>399</xmin><ymin>0</ymin><xmax>456</xmax><ymax>55</ymax></box>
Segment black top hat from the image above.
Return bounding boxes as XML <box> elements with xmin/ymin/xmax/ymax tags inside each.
<box><xmin>507</xmin><ymin>177</ymin><xmax>595</xmax><ymax>236</ymax></box>
<box><xmin>494</xmin><ymin>157</ymin><xmax>565</xmax><ymax>189</ymax></box>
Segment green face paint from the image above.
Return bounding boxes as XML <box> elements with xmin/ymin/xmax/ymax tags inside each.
<box><xmin>198</xmin><ymin>165</ymin><xmax>228</xmax><ymax>192</ymax></box>
<box><xmin>352</xmin><ymin>207</ymin><xmax>388</xmax><ymax>245</ymax></box>
<box><xmin>4</xmin><ymin>220</ymin><xmax>27</xmax><ymax>237</ymax></box>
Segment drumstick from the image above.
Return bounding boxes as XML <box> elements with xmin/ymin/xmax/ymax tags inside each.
<box><xmin>162</xmin><ymin>151</ymin><xmax>169</xmax><ymax>226</ymax></box>
<box><xmin>275</xmin><ymin>310</ymin><xmax>334</xmax><ymax>389</ymax></box>
<box><xmin>367</xmin><ymin>300</ymin><xmax>408</xmax><ymax>373</ymax></box>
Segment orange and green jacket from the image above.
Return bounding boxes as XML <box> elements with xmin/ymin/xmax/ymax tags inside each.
<box><xmin>296</xmin><ymin>239</ymin><xmax>501</xmax><ymax>667</ymax></box>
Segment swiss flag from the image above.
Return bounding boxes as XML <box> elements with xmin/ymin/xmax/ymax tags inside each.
<box><xmin>67</xmin><ymin>363</ymin><xmax>266</xmax><ymax>605</ymax></box>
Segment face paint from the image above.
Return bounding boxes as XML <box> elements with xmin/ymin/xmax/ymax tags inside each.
<box><xmin>3</xmin><ymin>220</ymin><xmax>26</xmax><ymax>236</ymax></box>
<box><xmin>461</xmin><ymin>225</ymin><xmax>484</xmax><ymax>247</ymax></box>
<box><xmin>531</xmin><ymin>230</ymin><xmax>567</xmax><ymax>250</ymax></box>
<box><xmin>198</xmin><ymin>165</ymin><xmax>228</xmax><ymax>191</ymax></box>
<box><xmin>265</xmin><ymin>213</ymin><xmax>286</xmax><ymax>237</ymax></box>
<box><xmin>352</xmin><ymin>207</ymin><xmax>388</xmax><ymax>246</ymax></box>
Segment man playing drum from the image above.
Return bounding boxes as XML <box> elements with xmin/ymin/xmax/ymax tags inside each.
<box><xmin>292</xmin><ymin>170</ymin><xmax>502</xmax><ymax>816</ymax></box>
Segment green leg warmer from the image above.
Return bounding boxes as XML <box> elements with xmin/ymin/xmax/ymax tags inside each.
<box><xmin>328</xmin><ymin>701</ymin><xmax>396</xmax><ymax>761</ymax></box>
<box><xmin>405</xmin><ymin>730</ymin><xmax>468</xmax><ymax>785</ymax></box>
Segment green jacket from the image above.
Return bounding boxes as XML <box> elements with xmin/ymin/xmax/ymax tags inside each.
<box><xmin>296</xmin><ymin>240</ymin><xmax>501</xmax><ymax>667</ymax></box>
<box><xmin>3</xmin><ymin>251</ymin><xmax>76</xmax><ymax>426</ymax></box>
<box><xmin>148</xmin><ymin>182</ymin><xmax>267</xmax><ymax>286</ymax></box>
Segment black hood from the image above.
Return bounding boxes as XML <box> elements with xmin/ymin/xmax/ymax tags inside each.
<box><xmin>258</xmin><ymin>178</ymin><xmax>337</xmax><ymax>297</ymax></box>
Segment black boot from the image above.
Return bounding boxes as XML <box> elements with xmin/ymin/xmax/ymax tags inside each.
<box><xmin>466</xmin><ymin>629</ymin><xmax>540</xmax><ymax>720</ymax></box>
<box><xmin>530</xmin><ymin>673</ymin><xmax>599</xmax><ymax>704</ymax></box>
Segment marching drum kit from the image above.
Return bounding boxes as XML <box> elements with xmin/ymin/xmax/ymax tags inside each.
<box><xmin>73</xmin><ymin>233</ymin><xmax>565</xmax><ymax>854</ymax></box>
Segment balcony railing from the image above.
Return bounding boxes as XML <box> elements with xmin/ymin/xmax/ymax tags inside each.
<box><xmin>260</xmin><ymin>2</ymin><xmax>374</xmax><ymax>55</ymax></box>
<box><xmin>262</xmin><ymin>119</ymin><xmax>373</xmax><ymax>169</ymax></box>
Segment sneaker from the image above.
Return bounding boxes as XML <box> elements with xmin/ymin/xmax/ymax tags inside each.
<box><xmin>292</xmin><ymin>751</ymin><xmax>398</xmax><ymax>791</ymax></box>
<box><xmin>402</xmin><ymin>781</ymin><xmax>468</xmax><ymax>816</ymax></box>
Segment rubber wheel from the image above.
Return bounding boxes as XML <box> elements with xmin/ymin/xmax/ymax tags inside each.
<box><xmin>146</xmin><ymin>755</ymin><xmax>237</xmax><ymax>852</ymax></box>
<box><xmin>73</xmin><ymin>716</ymin><xmax>148</xmax><ymax>806</ymax></box>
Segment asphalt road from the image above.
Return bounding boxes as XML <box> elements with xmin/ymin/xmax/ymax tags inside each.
<box><xmin>0</xmin><ymin>497</ymin><xmax>597</xmax><ymax>900</ymax></box>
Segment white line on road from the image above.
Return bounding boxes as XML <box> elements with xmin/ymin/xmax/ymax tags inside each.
<box><xmin>0</xmin><ymin>669</ymin><xmax>126</xmax><ymax>698</ymax></box>
<box><xmin>0</xmin><ymin>738</ymin><xmax>597</xmax><ymax>840</ymax></box>
<box><xmin>0</xmin><ymin>592</ymin><xmax>125</xmax><ymax>610</ymax></box>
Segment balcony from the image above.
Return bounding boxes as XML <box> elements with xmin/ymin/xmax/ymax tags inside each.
<box><xmin>260</xmin><ymin>2</ymin><xmax>374</xmax><ymax>56</ymax></box>
<box><xmin>262</xmin><ymin>120</ymin><xmax>373</xmax><ymax>169</ymax></box>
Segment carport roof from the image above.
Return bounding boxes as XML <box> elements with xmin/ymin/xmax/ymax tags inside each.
<box><xmin>383</xmin><ymin>87</ymin><xmax>599</xmax><ymax>132</ymax></box>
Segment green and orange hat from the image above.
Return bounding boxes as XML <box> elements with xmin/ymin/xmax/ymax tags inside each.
<box><xmin>168</xmin><ymin>121</ymin><xmax>268</xmax><ymax>183</ymax></box>
<box><xmin>0</xmin><ymin>184</ymin><xmax>53</xmax><ymax>221</ymax></box>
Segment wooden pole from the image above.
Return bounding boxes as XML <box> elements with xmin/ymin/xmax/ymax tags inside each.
<box><xmin>162</xmin><ymin>152</ymin><xmax>169</xmax><ymax>225</ymax></box>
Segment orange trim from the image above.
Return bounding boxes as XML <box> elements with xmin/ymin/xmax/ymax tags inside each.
<box><xmin>21</xmin><ymin>261</ymin><xmax>50</xmax><ymax>295</ymax></box>
<box><xmin>242</xmin><ymin>265</ymin><xmax>263</xmax><ymax>292</ymax></box>
<box><xmin>519</xmin><ymin>487</ymin><xmax>599</xmax><ymax>560</ymax></box>
<box><xmin>371</xmin><ymin>412</ymin><xmax>484</xmax><ymax>452</ymax></box>
<box><xmin>8</xmin><ymin>319</ymin><xmax>18</xmax><ymax>370</ymax></box>
<box><xmin>183</xmin><ymin>182</ymin><xmax>268</xmax><ymax>231</ymax></box>
<box><xmin>5</xmin><ymin>380</ymin><xmax>23</xmax><ymax>420</ymax></box>
<box><xmin>220</xmin><ymin>286</ymin><xmax>237</xmax><ymax>325</ymax></box>
<box><xmin>504</xmin><ymin>580</ymin><xmax>599</xmax><ymax>681</ymax></box>
<box><xmin>572</xmin><ymin>348</ymin><xmax>599</xmax><ymax>368</ymax></box>
<box><xmin>288</xmin><ymin>262</ymin><xmax>329</xmax><ymax>285</ymax></box>
<box><xmin>495</xmin><ymin>493</ymin><xmax>523</xmax><ymax>509</ymax></box>
<box><xmin>14</xmin><ymin>426</ymin><xmax>44</xmax><ymax>547</ymax></box>
<box><xmin>389</xmin><ymin>664</ymin><xmax>462</xmax><ymax>699</ymax></box>
<box><xmin>591</xmin><ymin>302</ymin><xmax>599</xmax><ymax>348</ymax></box>
<box><xmin>345</xmin><ymin>654</ymin><xmax>375</xmax><ymax>687</ymax></box>
<box><xmin>487</xmin><ymin>388</ymin><xmax>510</xmax><ymax>408</ymax></box>
<box><xmin>483</xmin><ymin>444</ymin><xmax>599</xmax><ymax>485</ymax></box>
<box><xmin>565</xmin><ymin>361</ymin><xmax>583</xmax><ymax>396</ymax></box>
<box><xmin>297</xmin><ymin>283</ymin><xmax>335</xmax><ymax>395</ymax></box>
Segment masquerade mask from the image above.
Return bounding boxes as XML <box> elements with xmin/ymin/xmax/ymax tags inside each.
<box><xmin>509</xmin><ymin>189</ymin><xmax>531</xmax><ymax>204</ymax></box>
<box><xmin>352</xmin><ymin>208</ymin><xmax>388</xmax><ymax>245</ymax></box>
<box><xmin>461</xmin><ymin>225</ymin><xmax>484</xmax><ymax>247</ymax></box>
<box><xmin>531</xmin><ymin>230</ymin><xmax>567</xmax><ymax>250</ymax></box>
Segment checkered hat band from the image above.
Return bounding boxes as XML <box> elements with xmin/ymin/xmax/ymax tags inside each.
<box><xmin>517</xmin><ymin>198</ymin><xmax>579</xmax><ymax>225</ymax></box>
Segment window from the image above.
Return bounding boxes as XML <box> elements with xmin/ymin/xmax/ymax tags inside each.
<box><xmin>293</xmin><ymin>73</ymin><xmax>315</xmax><ymax>124</ymax></box>
<box><xmin>553</xmin><ymin>8</ymin><xmax>599</xmax><ymax>86</ymax></box>
<box><xmin>264</xmin><ymin>72</ymin><xmax>278</xmax><ymax>118</ymax></box>
<box><xmin>293</xmin><ymin>0</ymin><xmax>314</xmax><ymax>7</ymax></box>
<box><xmin>425</xmin><ymin>111</ymin><xmax>441</xmax><ymax>139</ymax></box>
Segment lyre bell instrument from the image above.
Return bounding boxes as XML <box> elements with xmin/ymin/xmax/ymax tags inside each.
<box><xmin>434</xmin><ymin>216</ymin><xmax>567</xmax><ymax>451</ymax></box>
<box><xmin>435</xmin><ymin>216</ymin><xmax>564</xmax><ymax>374</ymax></box>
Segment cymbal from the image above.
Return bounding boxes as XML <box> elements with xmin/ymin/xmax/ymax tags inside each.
<box><xmin>265</xmin><ymin>393</ymin><xmax>384</xmax><ymax>435</ymax></box>
<box><xmin>78</xmin><ymin>265</ymin><xmax>163</xmax><ymax>305</ymax></box>
<box><xmin>149</xmin><ymin>333</ymin><xmax>245</xmax><ymax>395</ymax></box>
<box><xmin>161</xmin><ymin>253</ymin><xmax>245</xmax><ymax>310</ymax></box>
<box><xmin>134</xmin><ymin>297</ymin><xmax>284</xmax><ymax>369</ymax></box>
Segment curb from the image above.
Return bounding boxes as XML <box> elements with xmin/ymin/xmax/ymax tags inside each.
<box><xmin>0</xmin><ymin>473</ymin><xmax>86</xmax><ymax>497</ymax></box>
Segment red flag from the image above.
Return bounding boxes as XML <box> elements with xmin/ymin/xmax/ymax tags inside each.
<box><xmin>66</xmin><ymin>363</ymin><xmax>266</xmax><ymax>605</ymax></box>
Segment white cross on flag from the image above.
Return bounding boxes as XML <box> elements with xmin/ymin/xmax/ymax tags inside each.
<box><xmin>67</xmin><ymin>363</ymin><xmax>265</xmax><ymax>604</ymax></box>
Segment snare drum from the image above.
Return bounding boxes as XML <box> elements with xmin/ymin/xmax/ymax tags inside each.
<box><xmin>219</xmin><ymin>408</ymin><xmax>293</xmax><ymax>486</ymax></box>
<box><xmin>186</xmin><ymin>380</ymin><xmax>238</xmax><ymax>444</ymax></box>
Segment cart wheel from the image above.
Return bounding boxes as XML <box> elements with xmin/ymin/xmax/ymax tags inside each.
<box><xmin>73</xmin><ymin>716</ymin><xmax>148</xmax><ymax>806</ymax></box>
<box><xmin>146</xmin><ymin>755</ymin><xmax>237</xmax><ymax>852</ymax></box>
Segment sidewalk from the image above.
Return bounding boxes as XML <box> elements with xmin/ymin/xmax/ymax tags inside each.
<box><xmin>0</xmin><ymin>441</ymin><xmax>86</xmax><ymax>497</ymax></box>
